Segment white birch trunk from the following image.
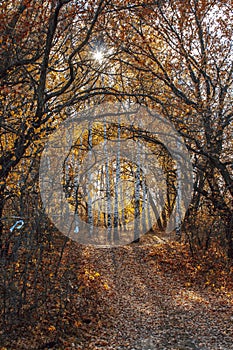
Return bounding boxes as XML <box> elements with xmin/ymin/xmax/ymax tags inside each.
<box><xmin>104</xmin><ymin>119</ymin><xmax>112</xmax><ymax>242</ymax></box>
<box><xmin>113</xmin><ymin>117</ymin><xmax>121</xmax><ymax>242</ymax></box>
<box><xmin>175</xmin><ymin>140</ymin><xmax>182</xmax><ymax>239</ymax></box>
<box><xmin>87</xmin><ymin>123</ymin><xmax>93</xmax><ymax>237</ymax></box>
<box><xmin>134</xmin><ymin>139</ymin><xmax>141</xmax><ymax>241</ymax></box>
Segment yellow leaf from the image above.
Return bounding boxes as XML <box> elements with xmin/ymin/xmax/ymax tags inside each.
<box><xmin>103</xmin><ymin>283</ymin><xmax>110</xmax><ymax>290</ymax></box>
<box><xmin>48</xmin><ymin>325</ymin><xmax>56</xmax><ymax>332</ymax></box>
<box><xmin>74</xmin><ymin>320</ymin><xmax>82</xmax><ymax>328</ymax></box>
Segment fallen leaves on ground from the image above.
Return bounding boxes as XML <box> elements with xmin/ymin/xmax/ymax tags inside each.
<box><xmin>1</xmin><ymin>236</ymin><xmax>233</xmax><ymax>349</ymax></box>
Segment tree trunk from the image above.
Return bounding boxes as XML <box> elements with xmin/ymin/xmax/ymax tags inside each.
<box><xmin>0</xmin><ymin>192</ymin><xmax>5</xmax><ymax>253</ymax></box>
<box><xmin>226</xmin><ymin>212</ymin><xmax>233</xmax><ymax>260</ymax></box>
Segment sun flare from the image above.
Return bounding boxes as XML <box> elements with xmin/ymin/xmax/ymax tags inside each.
<box><xmin>93</xmin><ymin>50</ymin><xmax>104</xmax><ymax>63</ymax></box>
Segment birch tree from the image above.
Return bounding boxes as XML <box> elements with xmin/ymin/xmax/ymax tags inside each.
<box><xmin>104</xmin><ymin>0</ymin><xmax>233</xmax><ymax>255</ymax></box>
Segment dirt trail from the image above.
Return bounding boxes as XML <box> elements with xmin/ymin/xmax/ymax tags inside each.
<box><xmin>77</xmin><ymin>244</ymin><xmax>233</xmax><ymax>350</ymax></box>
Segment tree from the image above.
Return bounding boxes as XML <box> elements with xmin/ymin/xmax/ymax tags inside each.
<box><xmin>0</xmin><ymin>0</ymin><xmax>110</xmax><ymax>250</ymax></box>
<box><xmin>1</xmin><ymin>0</ymin><xmax>232</xmax><ymax>254</ymax></box>
<box><xmin>103</xmin><ymin>0</ymin><xmax>233</xmax><ymax>255</ymax></box>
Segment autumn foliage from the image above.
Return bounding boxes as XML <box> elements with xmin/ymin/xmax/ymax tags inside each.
<box><xmin>0</xmin><ymin>0</ymin><xmax>232</xmax><ymax>349</ymax></box>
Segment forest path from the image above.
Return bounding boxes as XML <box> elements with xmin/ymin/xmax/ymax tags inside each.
<box><xmin>75</xmin><ymin>242</ymin><xmax>233</xmax><ymax>350</ymax></box>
